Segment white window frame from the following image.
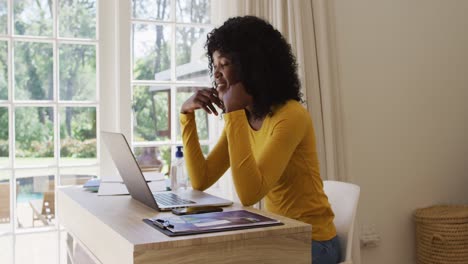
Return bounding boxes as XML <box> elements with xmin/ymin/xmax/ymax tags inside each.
<box><xmin>0</xmin><ymin>0</ymin><xmax>101</xmax><ymax>263</ymax></box>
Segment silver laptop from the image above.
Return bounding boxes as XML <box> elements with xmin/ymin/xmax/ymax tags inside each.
<box><xmin>101</xmin><ymin>131</ymin><xmax>233</xmax><ymax>211</ymax></box>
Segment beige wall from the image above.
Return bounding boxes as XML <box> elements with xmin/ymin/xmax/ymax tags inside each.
<box><xmin>330</xmin><ymin>0</ymin><xmax>468</xmax><ymax>263</ymax></box>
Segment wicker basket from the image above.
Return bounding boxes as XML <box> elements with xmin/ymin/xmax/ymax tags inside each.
<box><xmin>414</xmin><ymin>205</ymin><xmax>468</xmax><ymax>264</ymax></box>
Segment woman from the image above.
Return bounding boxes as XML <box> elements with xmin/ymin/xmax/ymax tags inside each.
<box><xmin>180</xmin><ymin>16</ymin><xmax>340</xmax><ymax>264</ymax></box>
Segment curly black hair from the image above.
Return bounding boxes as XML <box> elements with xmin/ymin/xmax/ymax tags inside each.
<box><xmin>205</xmin><ymin>16</ymin><xmax>303</xmax><ymax>119</ymax></box>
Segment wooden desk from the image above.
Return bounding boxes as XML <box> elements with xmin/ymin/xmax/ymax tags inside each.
<box><xmin>58</xmin><ymin>186</ymin><xmax>311</xmax><ymax>264</ymax></box>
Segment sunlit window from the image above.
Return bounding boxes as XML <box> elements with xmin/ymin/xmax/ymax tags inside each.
<box><xmin>0</xmin><ymin>0</ymin><xmax>98</xmax><ymax>263</ymax></box>
<box><xmin>131</xmin><ymin>0</ymin><xmax>212</xmax><ymax>175</ymax></box>
<box><xmin>0</xmin><ymin>0</ymin><xmax>214</xmax><ymax>263</ymax></box>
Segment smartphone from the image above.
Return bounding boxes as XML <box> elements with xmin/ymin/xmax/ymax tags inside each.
<box><xmin>172</xmin><ymin>206</ymin><xmax>223</xmax><ymax>215</ymax></box>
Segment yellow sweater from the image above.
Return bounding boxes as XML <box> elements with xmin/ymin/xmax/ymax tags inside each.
<box><xmin>180</xmin><ymin>100</ymin><xmax>336</xmax><ymax>240</ymax></box>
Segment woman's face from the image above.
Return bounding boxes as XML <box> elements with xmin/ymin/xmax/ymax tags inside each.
<box><xmin>212</xmin><ymin>50</ymin><xmax>240</xmax><ymax>100</ymax></box>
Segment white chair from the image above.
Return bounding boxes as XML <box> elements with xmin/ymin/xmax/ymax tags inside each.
<box><xmin>323</xmin><ymin>180</ymin><xmax>360</xmax><ymax>264</ymax></box>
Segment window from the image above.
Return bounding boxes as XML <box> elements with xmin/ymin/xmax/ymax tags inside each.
<box><xmin>130</xmin><ymin>0</ymin><xmax>214</xmax><ymax>176</ymax></box>
<box><xmin>0</xmin><ymin>0</ymin><xmax>215</xmax><ymax>262</ymax></box>
<box><xmin>0</xmin><ymin>0</ymin><xmax>98</xmax><ymax>263</ymax></box>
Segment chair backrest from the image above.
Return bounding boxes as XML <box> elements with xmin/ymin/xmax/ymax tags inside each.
<box><xmin>41</xmin><ymin>191</ymin><xmax>55</xmax><ymax>218</ymax></box>
<box><xmin>323</xmin><ymin>180</ymin><xmax>360</xmax><ymax>262</ymax></box>
<box><xmin>0</xmin><ymin>182</ymin><xmax>10</xmax><ymax>223</ymax></box>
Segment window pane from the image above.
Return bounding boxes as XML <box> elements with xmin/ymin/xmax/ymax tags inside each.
<box><xmin>15</xmin><ymin>168</ymin><xmax>55</xmax><ymax>229</ymax></box>
<box><xmin>59</xmin><ymin>0</ymin><xmax>97</xmax><ymax>39</ymax></box>
<box><xmin>200</xmin><ymin>145</ymin><xmax>209</xmax><ymax>156</ymax></box>
<box><xmin>176</xmin><ymin>26</ymin><xmax>210</xmax><ymax>82</ymax></box>
<box><xmin>176</xmin><ymin>0</ymin><xmax>210</xmax><ymax>24</ymax></box>
<box><xmin>15</xmin><ymin>107</ymin><xmax>54</xmax><ymax>166</ymax></box>
<box><xmin>132</xmin><ymin>0</ymin><xmax>170</xmax><ymax>21</ymax></box>
<box><xmin>134</xmin><ymin>146</ymin><xmax>166</xmax><ymax>173</ymax></box>
<box><xmin>14</xmin><ymin>41</ymin><xmax>53</xmax><ymax>101</ymax></box>
<box><xmin>176</xmin><ymin>86</ymin><xmax>209</xmax><ymax>141</ymax></box>
<box><xmin>59</xmin><ymin>107</ymin><xmax>96</xmax><ymax>165</ymax></box>
<box><xmin>60</xmin><ymin>173</ymin><xmax>95</xmax><ymax>186</ymax></box>
<box><xmin>0</xmin><ymin>0</ymin><xmax>7</xmax><ymax>35</ymax></box>
<box><xmin>135</xmin><ymin>145</ymin><xmax>171</xmax><ymax>175</ymax></box>
<box><xmin>0</xmin><ymin>234</ymin><xmax>13</xmax><ymax>263</ymax></box>
<box><xmin>60</xmin><ymin>166</ymin><xmax>99</xmax><ymax>178</ymax></box>
<box><xmin>133</xmin><ymin>24</ymin><xmax>171</xmax><ymax>81</ymax></box>
<box><xmin>0</xmin><ymin>171</ymin><xmax>11</xmax><ymax>233</ymax></box>
<box><xmin>59</xmin><ymin>44</ymin><xmax>96</xmax><ymax>101</ymax></box>
<box><xmin>133</xmin><ymin>85</ymin><xmax>170</xmax><ymax>141</ymax></box>
<box><xmin>14</xmin><ymin>0</ymin><xmax>53</xmax><ymax>36</ymax></box>
<box><xmin>0</xmin><ymin>107</ymin><xmax>8</xmax><ymax>167</ymax></box>
<box><xmin>0</xmin><ymin>41</ymin><xmax>7</xmax><ymax>100</ymax></box>
<box><xmin>16</xmin><ymin>232</ymin><xmax>58</xmax><ymax>263</ymax></box>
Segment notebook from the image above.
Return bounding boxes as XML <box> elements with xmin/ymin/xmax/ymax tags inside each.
<box><xmin>143</xmin><ymin>210</ymin><xmax>283</xmax><ymax>236</ymax></box>
<box><xmin>101</xmin><ymin>131</ymin><xmax>233</xmax><ymax>211</ymax></box>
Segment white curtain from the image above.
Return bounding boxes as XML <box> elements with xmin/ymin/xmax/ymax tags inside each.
<box><xmin>211</xmin><ymin>1</ymin><xmax>361</xmax><ymax>263</ymax></box>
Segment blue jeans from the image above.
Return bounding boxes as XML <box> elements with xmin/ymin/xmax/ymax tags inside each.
<box><xmin>311</xmin><ymin>236</ymin><xmax>341</xmax><ymax>264</ymax></box>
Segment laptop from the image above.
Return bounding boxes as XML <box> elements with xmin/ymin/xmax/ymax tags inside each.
<box><xmin>101</xmin><ymin>131</ymin><xmax>233</xmax><ymax>211</ymax></box>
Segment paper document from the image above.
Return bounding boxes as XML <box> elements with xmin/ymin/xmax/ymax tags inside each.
<box><xmin>142</xmin><ymin>171</ymin><xmax>165</xmax><ymax>181</ymax></box>
<box><xmin>97</xmin><ymin>180</ymin><xmax>166</xmax><ymax>196</ymax></box>
<box><xmin>97</xmin><ymin>182</ymin><xmax>128</xmax><ymax>196</ymax></box>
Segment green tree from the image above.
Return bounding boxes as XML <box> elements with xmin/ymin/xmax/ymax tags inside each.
<box><xmin>132</xmin><ymin>0</ymin><xmax>210</xmax><ymax>143</ymax></box>
<box><xmin>0</xmin><ymin>41</ymin><xmax>7</xmax><ymax>100</ymax></box>
<box><xmin>0</xmin><ymin>107</ymin><xmax>7</xmax><ymax>157</ymax></box>
<box><xmin>11</xmin><ymin>0</ymin><xmax>97</xmax><ymax>158</ymax></box>
<box><xmin>59</xmin><ymin>0</ymin><xmax>96</xmax><ymax>139</ymax></box>
<box><xmin>132</xmin><ymin>0</ymin><xmax>171</xmax><ymax>141</ymax></box>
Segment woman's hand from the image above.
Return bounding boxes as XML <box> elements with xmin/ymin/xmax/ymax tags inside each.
<box><xmin>180</xmin><ymin>88</ymin><xmax>224</xmax><ymax>115</ymax></box>
<box><xmin>220</xmin><ymin>82</ymin><xmax>253</xmax><ymax>113</ymax></box>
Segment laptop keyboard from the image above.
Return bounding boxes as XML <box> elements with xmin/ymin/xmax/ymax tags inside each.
<box><xmin>154</xmin><ymin>192</ymin><xmax>195</xmax><ymax>206</ymax></box>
